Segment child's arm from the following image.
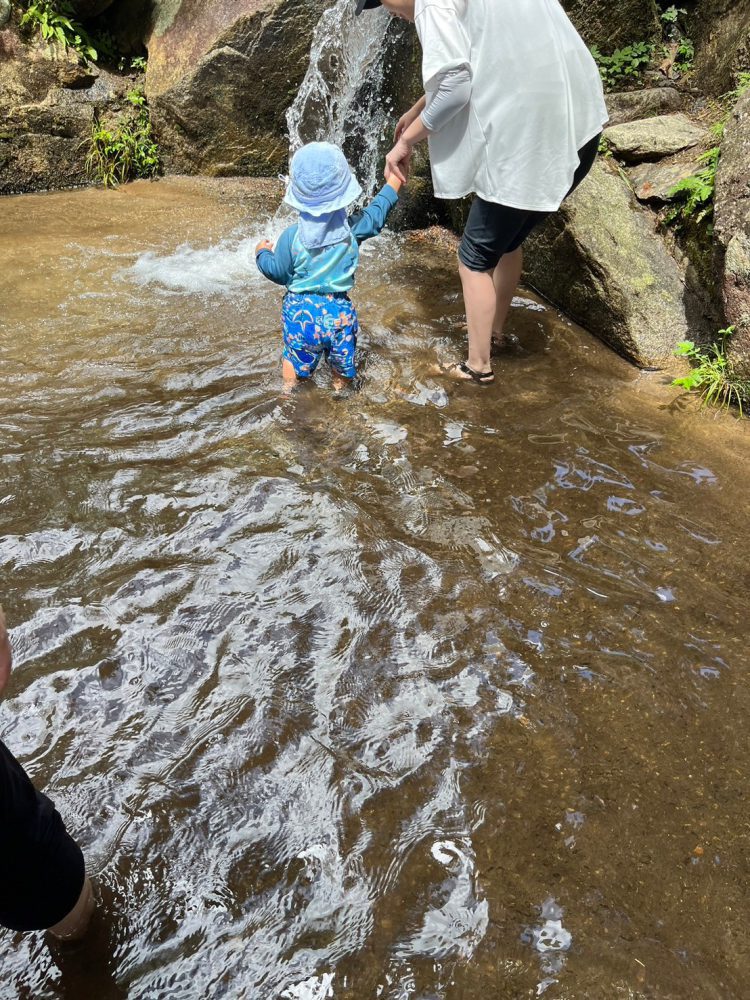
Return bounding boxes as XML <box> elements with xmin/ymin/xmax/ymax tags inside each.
<box><xmin>348</xmin><ymin>179</ymin><xmax>401</xmax><ymax>245</ymax></box>
<box><xmin>255</xmin><ymin>228</ymin><xmax>295</xmax><ymax>286</ymax></box>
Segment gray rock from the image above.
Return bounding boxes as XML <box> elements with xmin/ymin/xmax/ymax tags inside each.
<box><xmin>629</xmin><ymin>156</ymin><xmax>706</xmax><ymax>202</ymax></box>
<box><xmin>605</xmin><ymin>87</ymin><xmax>682</xmax><ymax>127</ymax></box>
<box><xmin>523</xmin><ymin>160</ymin><xmax>699</xmax><ymax>368</ymax></box>
<box><xmin>604</xmin><ymin>113</ymin><xmax>709</xmax><ymax>163</ymax></box>
<box><xmin>714</xmin><ymin>89</ymin><xmax>750</xmax><ymax>371</ymax></box>
<box><xmin>0</xmin><ymin>0</ymin><xmax>11</xmax><ymax>28</ymax></box>
<box><xmin>689</xmin><ymin>0</ymin><xmax>750</xmax><ymax>97</ymax></box>
<box><xmin>561</xmin><ymin>0</ymin><xmax>660</xmax><ymax>48</ymax></box>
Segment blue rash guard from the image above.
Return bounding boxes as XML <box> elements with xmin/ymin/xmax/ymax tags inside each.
<box><xmin>255</xmin><ymin>183</ymin><xmax>399</xmax><ymax>294</ymax></box>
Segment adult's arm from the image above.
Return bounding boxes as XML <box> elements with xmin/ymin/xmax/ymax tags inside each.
<box><xmin>421</xmin><ymin>66</ymin><xmax>472</xmax><ymax>133</ymax></box>
<box><xmin>255</xmin><ymin>227</ymin><xmax>295</xmax><ymax>286</ymax></box>
<box><xmin>385</xmin><ymin>0</ymin><xmax>472</xmax><ymax>183</ymax></box>
<box><xmin>395</xmin><ymin>95</ymin><xmax>427</xmax><ymax>141</ymax></box>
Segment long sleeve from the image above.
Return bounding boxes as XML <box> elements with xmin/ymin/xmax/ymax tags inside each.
<box><xmin>421</xmin><ymin>66</ymin><xmax>472</xmax><ymax>132</ymax></box>
<box><xmin>255</xmin><ymin>227</ymin><xmax>296</xmax><ymax>285</ymax></box>
<box><xmin>348</xmin><ymin>184</ymin><xmax>399</xmax><ymax>244</ymax></box>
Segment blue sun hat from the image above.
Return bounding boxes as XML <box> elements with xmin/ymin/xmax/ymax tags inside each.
<box><xmin>284</xmin><ymin>142</ymin><xmax>362</xmax><ymax>216</ymax></box>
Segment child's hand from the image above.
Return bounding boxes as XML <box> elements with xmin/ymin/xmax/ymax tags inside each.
<box><xmin>255</xmin><ymin>239</ymin><xmax>274</xmax><ymax>255</ymax></box>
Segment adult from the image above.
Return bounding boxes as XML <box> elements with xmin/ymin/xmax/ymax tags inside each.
<box><xmin>0</xmin><ymin>607</ymin><xmax>95</xmax><ymax>940</ymax></box>
<box><xmin>356</xmin><ymin>0</ymin><xmax>608</xmax><ymax>383</ymax></box>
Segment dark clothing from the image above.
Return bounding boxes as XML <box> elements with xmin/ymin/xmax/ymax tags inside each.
<box><xmin>0</xmin><ymin>738</ymin><xmax>85</xmax><ymax>932</ymax></box>
<box><xmin>458</xmin><ymin>133</ymin><xmax>601</xmax><ymax>272</ymax></box>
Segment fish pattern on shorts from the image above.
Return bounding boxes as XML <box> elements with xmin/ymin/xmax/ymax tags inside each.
<box><xmin>282</xmin><ymin>292</ymin><xmax>358</xmax><ymax>379</ymax></box>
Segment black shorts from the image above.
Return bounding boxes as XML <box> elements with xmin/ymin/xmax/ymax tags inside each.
<box><xmin>458</xmin><ymin>133</ymin><xmax>601</xmax><ymax>272</ymax></box>
<box><xmin>0</xmin><ymin>739</ymin><xmax>85</xmax><ymax>933</ymax></box>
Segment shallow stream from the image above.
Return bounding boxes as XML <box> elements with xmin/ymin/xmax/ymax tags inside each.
<box><xmin>1</xmin><ymin>178</ymin><xmax>749</xmax><ymax>999</ymax></box>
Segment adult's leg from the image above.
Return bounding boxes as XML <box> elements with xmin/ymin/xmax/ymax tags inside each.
<box><xmin>452</xmin><ymin>198</ymin><xmax>531</xmax><ymax>379</ymax></box>
<box><xmin>48</xmin><ymin>876</ymin><xmax>95</xmax><ymax>941</ymax></box>
<box><xmin>458</xmin><ymin>262</ymin><xmax>496</xmax><ymax>375</ymax></box>
<box><xmin>492</xmin><ymin>247</ymin><xmax>524</xmax><ymax>342</ymax></box>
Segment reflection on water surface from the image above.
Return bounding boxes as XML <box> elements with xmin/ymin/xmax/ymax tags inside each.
<box><xmin>1</xmin><ymin>178</ymin><xmax>749</xmax><ymax>999</ymax></box>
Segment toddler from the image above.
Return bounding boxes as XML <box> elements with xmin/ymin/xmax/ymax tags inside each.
<box><xmin>255</xmin><ymin>142</ymin><xmax>400</xmax><ymax>385</ymax></box>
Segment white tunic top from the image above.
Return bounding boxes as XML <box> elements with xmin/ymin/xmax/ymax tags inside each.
<box><xmin>415</xmin><ymin>0</ymin><xmax>609</xmax><ymax>211</ymax></box>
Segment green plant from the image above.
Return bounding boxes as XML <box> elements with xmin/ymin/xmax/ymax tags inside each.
<box><xmin>660</xmin><ymin>5</ymin><xmax>687</xmax><ymax>25</ymax></box>
<box><xmin>665</xmin><ymin>146</ymin><xmax>720</xmax><ymax>227</ymax></box>
<box><xmin>130</xmin><ymin>55</ymin><xmax>147</xmax><ymax>72</ymax></box>
<box><xmin>672</xmin><ymin>328</ymin><xmax>750</xmax><ymax>415</ymax></box>
<box><xmin>19</xmin><ymin>0</ymin><xmax>97</xmax><ymax>62</ymax></box>
<box><xmin>591</xmin><ymin>41</ymin><xmax>654</xmax><ymax>90</ymax></box>
<box><xmin>85</xmin><ymin>96</ymin><xmax>160</xmax><ymax>187</ymax></box>
<box><xmin>673</xmin><ymin>35</ymin><xmax>695</xmax><ymax>74</ymax></box>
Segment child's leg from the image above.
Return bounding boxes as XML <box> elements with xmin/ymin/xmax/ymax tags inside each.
<box><xmin>282</xmin><ymin>294</ymin><xmax>323</xmax><ymax>382</ymax></box>
<box><xmin>327</xmin><ymin>300</ymin><xmax>358</xmax><ymax>386</ymax></box>
<box><xmin>282</xmin><ymin>357</ymin><xmax>298</xmax><ymax>385</ymax></box>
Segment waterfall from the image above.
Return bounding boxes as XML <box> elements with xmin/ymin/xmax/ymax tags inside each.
<box><xmin>285</xmin><ymin>0</ymin><xmax>392</xmax><ymax>197</ymax></box>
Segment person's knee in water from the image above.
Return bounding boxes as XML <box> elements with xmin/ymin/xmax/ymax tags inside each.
<box><xmin>0</xmin><ymin>606</ymin><xmax>95</xmax><ymax>942</ymax></box>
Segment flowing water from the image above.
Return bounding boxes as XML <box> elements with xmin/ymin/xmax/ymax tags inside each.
<box><xmin>285</xmin><ymin>0</ymin><xmax>392</xmax><ymax>197</ymax></box>
<box><xmin>1</xmin><ymin>177</ymin><xmax>750</xmax><ymax>999</ymax></box>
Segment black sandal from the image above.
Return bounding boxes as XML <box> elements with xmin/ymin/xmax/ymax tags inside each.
<box><xmin>439</xmin><ymin>361</ymin><xmax>495</xmax><ymax>384</ymax></box>
<box><xmin>460</xmin><ymin>362</ymin><xmax>494</xmax><ymax>383</ymax></box>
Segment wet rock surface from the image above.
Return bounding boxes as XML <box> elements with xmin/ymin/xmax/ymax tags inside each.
<box><xmin>604</xmin><ymin>113</ymin><xmax>709</xmax><ymax>163</ymax></box>
<box><xmin>524</xmin><ymin>160</ymin><xmax>694</xmax><ymax>368</ymax></box>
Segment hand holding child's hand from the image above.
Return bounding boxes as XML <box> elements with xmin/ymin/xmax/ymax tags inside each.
<box><xmin>255</xmin><ymin>239</ymin><xmax>274</xmax><ymax>255</ymax></box>
<box><xmin>385</xmin><ymin>139</ymin><xmax>412</xmax><ymax>186</ymax></box>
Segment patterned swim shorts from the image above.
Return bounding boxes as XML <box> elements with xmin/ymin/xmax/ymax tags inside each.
<box><xmin>282</xmin><ymin>292</ymin><xmax>358</xmax><ymax>379</ymax></box>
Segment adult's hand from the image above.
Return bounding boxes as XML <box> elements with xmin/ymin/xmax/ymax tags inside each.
<box><xmin>0</xmin><ymin>606</ymin><xmax>11</xmax><ymax>698</ymax></box>
<box><xmin>255</xmin><ymin>239</ymin><xmax>274</xmax><ymax>255</ymax></box>
<box><xmin>385</xmin><ymin>138</ymin><xmax>413</xmax><ymax>185</ymax></box>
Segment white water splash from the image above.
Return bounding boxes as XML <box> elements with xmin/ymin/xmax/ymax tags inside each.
<box><xmin>286</xmin><ymin>0</ymin><xmax>392</xmax><ymax>197</ymax></box>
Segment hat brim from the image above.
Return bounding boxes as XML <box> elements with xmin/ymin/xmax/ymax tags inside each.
<box><xmin>355</xmin><ymin>0</ymin><xmax>381</xmax><ymax>14</ymax></box>
<box><xmin>284</xmin><ymin>172</ymin><xmax>363</xmax><ymax>215</ymax></box>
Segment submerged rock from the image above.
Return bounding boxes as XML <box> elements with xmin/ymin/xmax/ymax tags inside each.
<box><xmin>714</xmin><ymin>89</ymin><xmax>750</xmax><ymax>371</ymax></box>
<box><xmin>523</xmin><ymin>160</ymin><xmax>697</xmax><ymax>368</ymax></box>
<box><xmin>144</xmin><ymin>0</ymin><xmax>329</xmax><ymax>176</ymax></box>
<box><xmin>604</xmin><ymin>113</ymin><xmax>709</xmax><ymax>163</ymax></box>
<box><xmin>605</xmin><ymin>87</ymin><xmax>682</xmax><ymax>127</ymax></box>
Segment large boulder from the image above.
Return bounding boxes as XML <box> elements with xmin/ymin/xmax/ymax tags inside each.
<box><xmin>561</xmin><ymin>0</ymin><xmax>660</xmax><ymax>49</ymax></box>
<box><xmin>143</xmin><ymin>0</ymin><xmax>329</xmax><ymax>176</ymax></box>
<box><xmin>713</xmin><ymin>89</ymin><xmax>750</xmax><ymax>371</ymax></box>
<box><xmin>604</xmin><ymin>113</ymin><xmax>709</xmax><ymax>164</ymax></box>
<box><xmin>689</xmin><ymin>0</ymin><xmax>750</xmax><ymax>97</ymax></box>
<box><xmin>605</xmin><ymin>87</ymin><xmax>682</xmax><ymax>127</ymax></box>
<box><xmin>523</xmin><ymin>159</ymin><xmax>702</xmax><ymax>368</ymax></box>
